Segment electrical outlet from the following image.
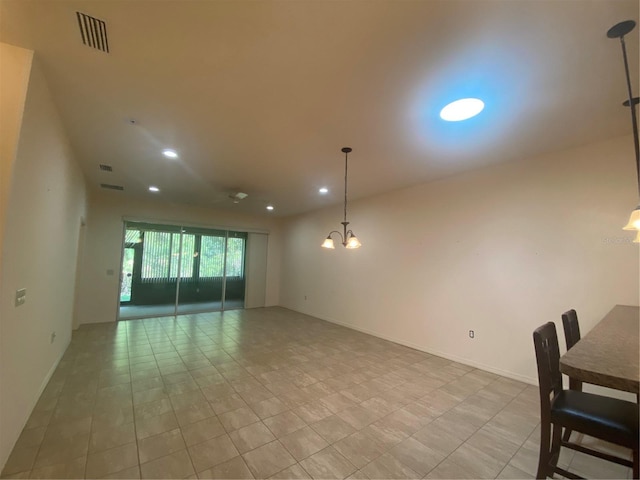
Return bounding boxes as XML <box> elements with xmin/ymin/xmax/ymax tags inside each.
<box><xmin>469</xmin><ymin>330</ymin><xmax>475</xmax><ymax>339</ymax></box>
<box><xmin>50</xmin><ymin>331</ymin><xmax>56</xmax><ymax>344</ymax></box>
<box><xmin>15</xmin><ymin>288</ymin><xmax>26</xmax><ymax>307</ymax></box>
<box><xmin>304</xmin><ymin>295</ymin><xmax>307</xmax><ymax>300</ymax></box>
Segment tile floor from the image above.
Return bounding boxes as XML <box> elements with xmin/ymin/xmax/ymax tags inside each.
<box><xmin>1</xmin><ymin>307</ymin><xmax>633</xmax><ymax>479</ymax></box>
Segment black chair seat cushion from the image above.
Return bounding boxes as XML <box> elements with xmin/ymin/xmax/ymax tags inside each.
<box><xmin>551</xmin><ymin>390</ymin><xmax>639</xmax><ymax>448</ymax></box>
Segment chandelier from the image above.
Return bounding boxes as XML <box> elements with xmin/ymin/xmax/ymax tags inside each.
<box><xmin>608</xmin><ymin>20</ymin><xmax>640</xmax><ymax>242</ymax></box>
<box><xmin>321</xmin><ymin>147</ymin><xmax>361</xmax><ymax>249</ymax></box>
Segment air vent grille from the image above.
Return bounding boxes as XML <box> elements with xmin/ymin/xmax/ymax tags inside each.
<box><xmin>76</xmin><ymin>12</ymin><xmax>109</xmax><ymax>53</ymax></box>
<box><xmin>100</xmin><ymin>183</ymin><xmax>124</xmax><ymax>191</ymax></box>
<box><xmin>99</xmin><ymin>164</ymin><xmax>113</xmax><ymax>172</ymax></box>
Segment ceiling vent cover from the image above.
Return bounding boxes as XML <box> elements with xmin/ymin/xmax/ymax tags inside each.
<box><xmin>100</xmin><ymin>183</ymin><xmax>123</xmax><ymax>191</ymax></box>
<box><xmin>99</xmin><ymin>164</ymin><xmax>113</xmax><ymax>172</ymax></box>
<box><xmin>229</xmin><ymin>192</ymin><xmax>248</xmax><ymax>204</ymax></box>
<box><xmin>76</xmin><ymin>12</ymin><xmax>109</xmax><ymax>53</ymax></box>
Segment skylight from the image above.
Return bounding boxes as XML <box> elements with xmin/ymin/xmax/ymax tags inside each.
<box><xmin>440</xmin><ymin>98</ymin><xmax>485</xmax><ymax>121</ymax></box>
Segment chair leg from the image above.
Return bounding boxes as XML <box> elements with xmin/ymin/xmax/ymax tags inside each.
<box><xmin>536</xmin><ymin>420</ymin><xmax>552</xmax><ymax>479</ymax></box>
<box><xmin>549</xmin><ymin>424</ymin><xmax>563</xmax><ymax>471</ymax></box>
<box><xmin>563</xmin><ymin>380</ymin><xmax>582</xmax><ymax>443</ymax></box>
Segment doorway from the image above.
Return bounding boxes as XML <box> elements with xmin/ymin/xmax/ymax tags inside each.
<box><xmin>118</xmin><ymin>221</ymin><xmax>247</xmax><ymax>319</ymax></box>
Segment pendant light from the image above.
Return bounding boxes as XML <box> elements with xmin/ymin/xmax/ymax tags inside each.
<box><xmin>321</xmin><ymin>147</ymin><xmax>361</xmax><ymax>249</ymax></box>
<box><xmin>608</xmin><ymin>20</ymin><xmax>640</xmax><ymax>242</ymax></box>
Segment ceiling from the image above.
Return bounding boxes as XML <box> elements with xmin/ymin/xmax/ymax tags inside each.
<box><xmin>1</xmin><ymin>0</ymin><xmax>638</xmax><ymax>217</ymax></box>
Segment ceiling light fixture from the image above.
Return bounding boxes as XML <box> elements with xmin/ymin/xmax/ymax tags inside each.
<box><xmin>321</xmin><ymin>147</ymin><xmax>361</xmax><ymax>249</ymax></box>
<box><xmin>148</xmin><ymin>186</ymin><xmax>160</xmax><ymax>192</ymax></box>
<box><xmin>266</xmin><ymin>205</ymin><xmax>274</xmax><ymax>211</ymax></box>
<box><xmin>440</xmin><ymin>98</ymin><xmax>485</xmax><ymax>121</ymax></box>
<box><xmin>319</xmin><ymin>187</ymin><xmax>329</xmax><ymax>194</ymax></box>
<box><xmin>608</xmin><ymin>20</ymin><xmax>640</xmax><ymax>242</ymax></box>
<box><xmin>162</xmin><ymin>149</ymin><xmax>178</xmax><ymax>159</ymax></box>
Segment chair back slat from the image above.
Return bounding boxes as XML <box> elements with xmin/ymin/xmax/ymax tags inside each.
<box><xmin>562</xmin><ymin>309</ymin><xmax>581</xmax><ymax>350</ymax></box>
<box><xmin>533</xmin><ymin>322</ymin><xmax>563</xmax><ymax>415</ymax></box>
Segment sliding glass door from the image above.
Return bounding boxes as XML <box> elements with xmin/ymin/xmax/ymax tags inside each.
<box><xmin>119</xmin><ymin>221</ymin><xmax>247</xmax><ymax>319</ymax></box>
<box><xmin>222</xmin><ymin>231</ymin><xmax>247</xmax><ymax>309</ymax></box>
<box><xmin>174</xmin><ymin>227</ymin><xmax>247</xmax><ymax>315</ymax></box>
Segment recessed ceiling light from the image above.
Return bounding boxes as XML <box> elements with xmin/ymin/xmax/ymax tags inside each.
<box><xmin>162</xmin><ymin>149</ymin><xmax>178</xmax><ymax>158</ymax></box>
<box><xmin>319</xmin><ymin>187</ymin><xmax>329</xmax><ymax>194</ymax></box>
<box><xmin>266</xmin><ymin>205</ymin><xmax>274</xmax><ymax>211</ymax></box>
<box><xmin>440</xmin><ymin>98</ymin><xmax>485</xmax><ymax>121</ymax></box>
<box><xmin>148</xmin><ymin>186</ymin><xmax>160</xmax><ymax>192</ymax></box>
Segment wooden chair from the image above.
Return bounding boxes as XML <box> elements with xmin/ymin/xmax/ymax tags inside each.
<box><xmin>561</xmin><ymin>309</ymin><xmax>581</xmax><ymax>354</ymax></box>
<box><xmin>561</xmin><ymin>309</ymin><xmax>582</xmax><ymax>441</ymax></box>
<box><xmin>533</xmin><ymin>322</ymin><xmax>638</xmax><ymax>479</ymax></box>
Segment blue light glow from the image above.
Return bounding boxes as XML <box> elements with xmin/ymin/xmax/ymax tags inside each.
<box><xmin>440</xmin><ymin>98</ymin><xmax>485</xmax><ymax>121</ymax></box>
<box><xmin>408</xmin><ymin>52</ymin><xmax>526</xmax><ymax>158</ymax></box>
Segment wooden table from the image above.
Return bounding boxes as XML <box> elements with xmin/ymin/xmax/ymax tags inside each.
<box><xmin>560</xmin><ymin>305</ymin><xmax>639</xmax><ymax>394</ymax></box>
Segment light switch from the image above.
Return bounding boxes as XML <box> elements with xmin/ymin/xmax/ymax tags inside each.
<box><xmin>15</xmin><ymin>288</ymin><xmax>26</xmax><ymax>307</ymax></box>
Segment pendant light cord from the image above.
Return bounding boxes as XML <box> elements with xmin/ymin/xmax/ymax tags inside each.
<box><xmin>619</xmin><ymin>35</ymin><xmax>640</xmax><ymax>196</ymax></box>
<box><xmin>343</xmin><ymin>150</ymin><xmax>349</xmax><ymax>224</ymax></box>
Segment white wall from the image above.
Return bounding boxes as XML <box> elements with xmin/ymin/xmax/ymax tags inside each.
<box><xmin>245</xmin><ymin>233</ymin><xmax>269</xmax><ymax>308</ymax></box>
<box><xmin>0</xmin><ymin>55</ymin><xmax>88</xmax><ymax>470</ymax></box>
<box><xmin>75</xmin><ymin>192</ymin><xmax>282</xmax><ymax>325</ymax></box>
<box><xmin>0</xmin><ymin>43</ymin><xmax>32</xmax><ymax>261</ymax></box>
<box><xmin>280</xmin><ymin>135</ymin><xmax>639</xmax><ymax>385</ymax></box>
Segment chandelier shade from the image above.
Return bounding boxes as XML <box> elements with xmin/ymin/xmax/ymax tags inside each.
<box><xmin>346</xmin><ymin>235</ymin><xmax>361</xmax><ymax>249</ymax></box>
<box><xmin>623</xmin><ymin>205</ymin><xmax>640</xmax><ymax>231</ymax></box>
<box><xmin>321</xmin><ymin>237</ymin><xmax>335</xmax><ymax>249</ymax></box>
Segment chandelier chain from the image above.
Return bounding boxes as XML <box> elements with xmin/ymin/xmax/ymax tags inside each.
<box><xmin>619</xmin><ymin>35</ymin><xmax>640</xmax><ymax>196</ymax></box>
<box><xmin>344</xmin><ymin>149</ymin><xmax>349</xmax><ymax>224</ymax></box>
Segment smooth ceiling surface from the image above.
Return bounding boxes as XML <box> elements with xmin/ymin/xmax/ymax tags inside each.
<box><xmin>1</xmin><ymin>1</ymin><xmax>638</xmax><ymax>216</ymax></box>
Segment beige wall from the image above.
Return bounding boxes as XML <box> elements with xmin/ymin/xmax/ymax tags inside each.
<box><xmin>0</xmin><ymin>43</ymin><xmax>33</xmax><ymax>261</ymax></box>
<box><xmin>75</xmin><ymin>191</ymin><xmax>282</xmax><ymax>325</ymax></box>
<box><xmin>0</xmin><ymin>56</ymin><xmax>88</xmax><ymax>470</ymax></box>
<box><xmin>280</xmin><ymin>135</ymin><xmax>639</xmax><ymax>385</ymax></box>
<box><xmin>245</xmin><ymin>233</ymin><xmax>270</xmax><ymax>308</ymax></box>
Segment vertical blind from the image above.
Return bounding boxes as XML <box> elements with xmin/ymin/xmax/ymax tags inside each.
<box><xmin>225</xmin><ymin>237</ymin><xmax>245</xmax><ymax>277</ymax></box>
<box><xmin>126</xmin><ymin>222</ymin><xmax>246</xmax><ymax>283</ymax></box>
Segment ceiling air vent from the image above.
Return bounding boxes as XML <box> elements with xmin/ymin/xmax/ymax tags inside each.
<box><xmin>76</xmin><ymin>12</ymin><xmax>109</xmax><ymax>53</ymax></box>
<box><xmin>100</xmin><ymin>183</ymin><xmax>124</xmax><ymax>191</ymax></box>
<box><xmin>99</xmin><ymin>164</ymin><xmax>113</xmax><ymax>172</ymax></box>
